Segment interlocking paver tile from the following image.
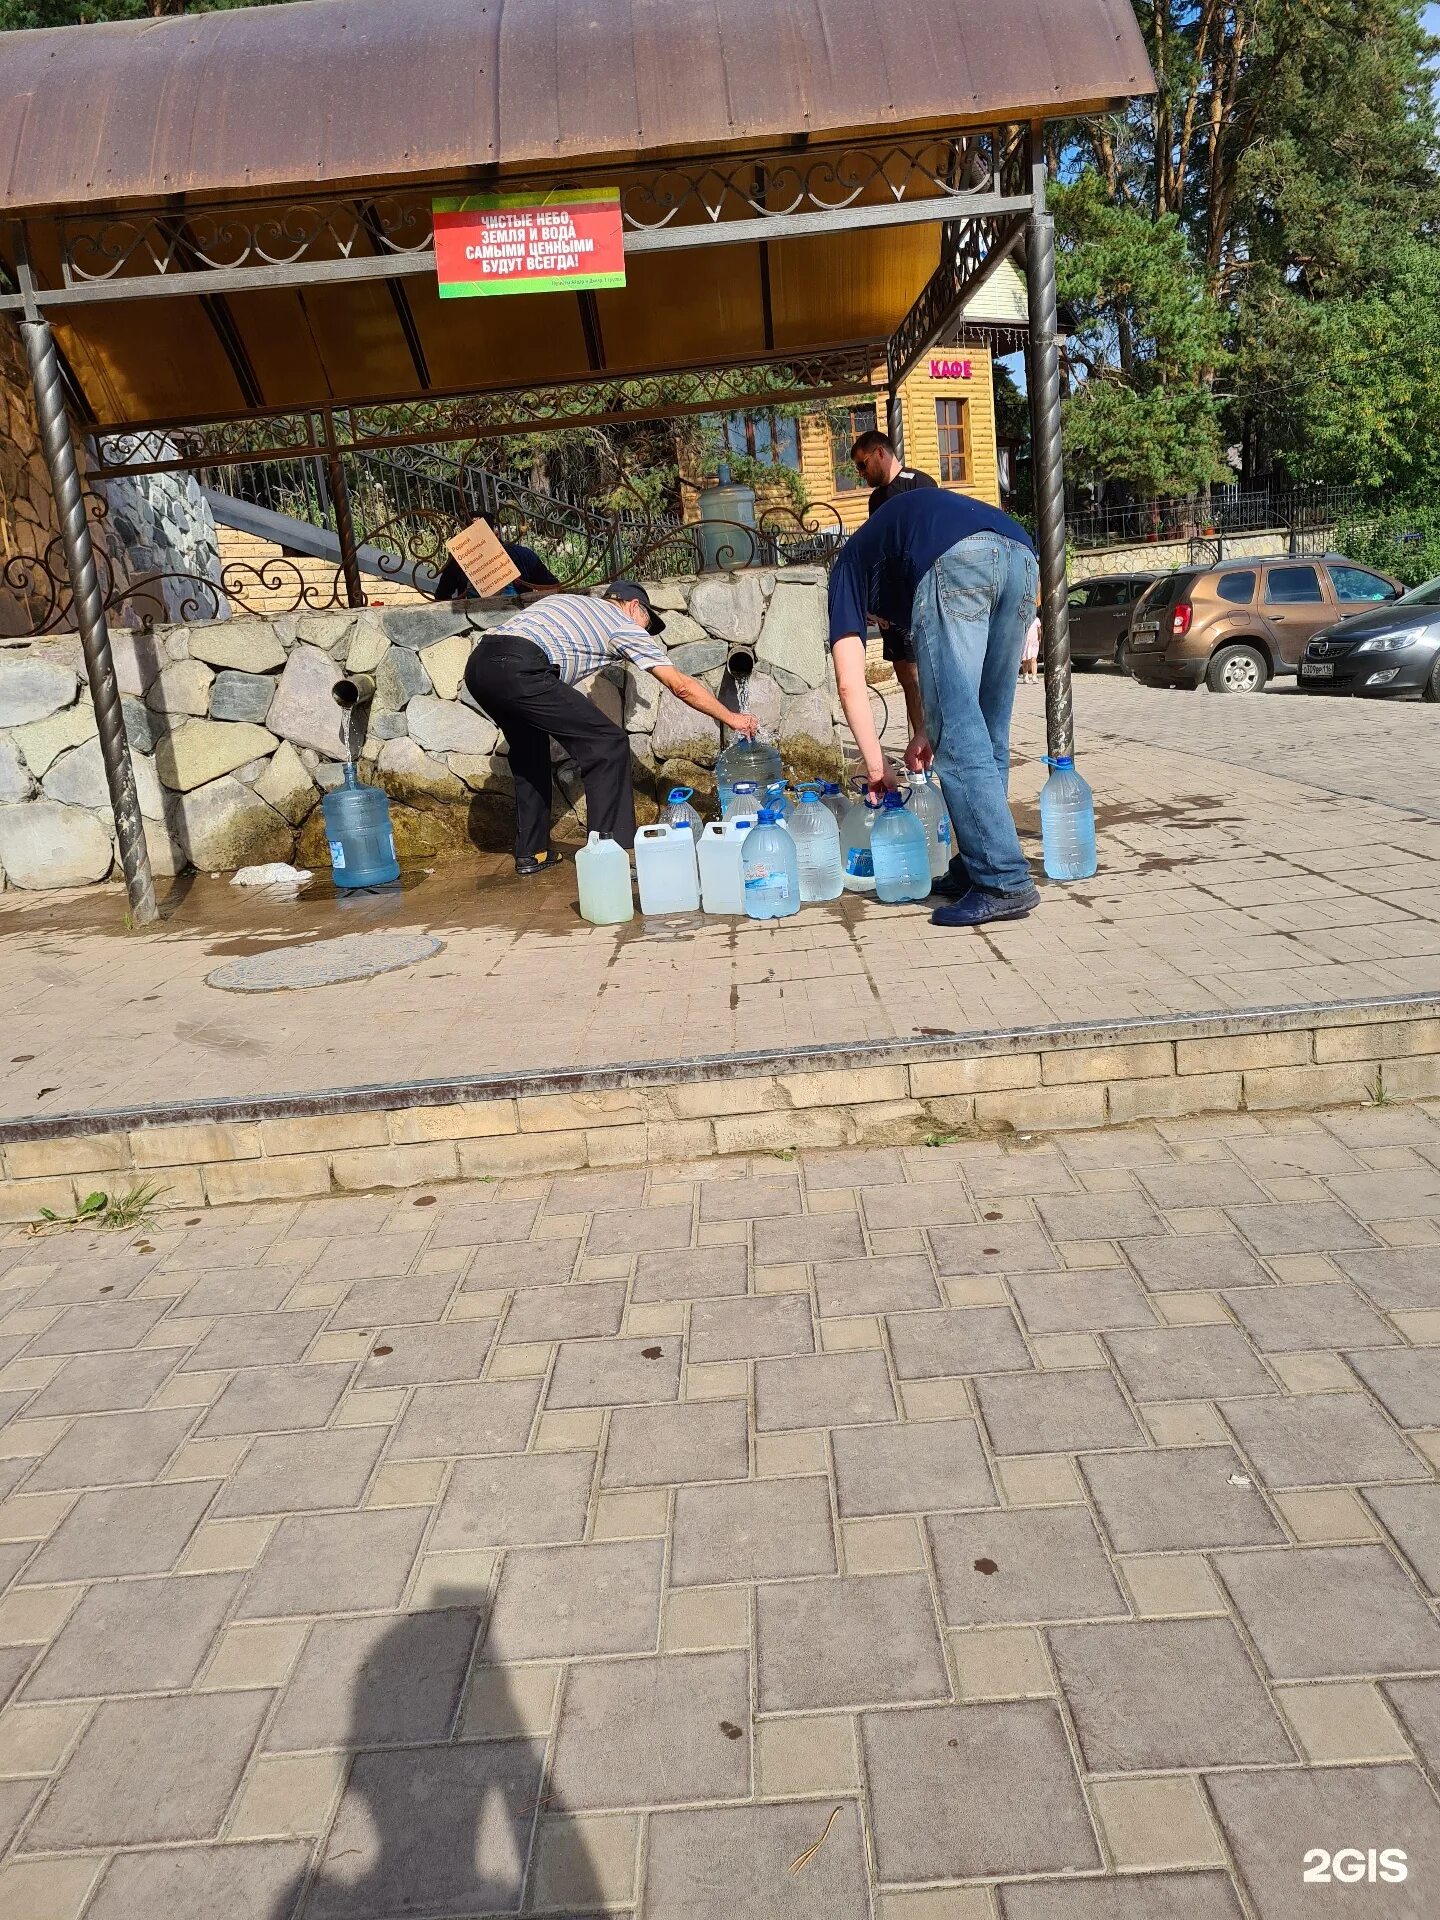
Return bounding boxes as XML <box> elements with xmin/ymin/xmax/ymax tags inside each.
<box><xmin>1327</xmin><ymin>1168</ymin><xmax>1440</xmax><ymax>1219</ymax></box>
<box><xmin>1333</xmin><ymin>1247</ymin><xmax>1440</xmax><ymax>1311</ymax></box>
<box><xmin>752</xmin><ymin>1213</ymin><xmax>866</xmax><ymax>1264</ymax></box>
<box><xmin>547</xmin><ymin>1335</ymin><xmax>681</xmax><ymax>1407</ymax></box>
<box><xmin>862</xmin><ymin>1701</ymin><xmax>1100</xmax><ymax>1881</ymax></box>
<box><xmin>974</xmin><ymin>1371</ymin><xmax>1143</xmax><ymax>1454</ymax></box>
<box><xmin>324</xmin><ymin>1273</ymin><xmax>458</xmax><ymax>1329</ymax></box>
<box><xmin>498</xmin><ymin>1281</ymin><xmax>625</xmax><ymax>1344</ymax></box>
<box><xmin>21</xmin><ymin>1572</ymin><xmax>239</xmax><ymax>1700</ymax></box>
<box><xmin>929</xmin><ymin>1222</ymin><xmax>1059</xmax><ymax>1275</ymax></box>
<box><xmin>356</xmin><ymin>1321</ymin><xmax>496</xmax><ymax>1388</ymax></box>
<box><xmin>1363</xmin><ymin>1484</ymin><xmax>1440</xmax><ymax>1590</ymax></box>
<box><xmin>25</xmin><ymin>1299</ymin><xmax>170</xmax><ymax>1356</ymax></box>
<box><xmin>643</xmin><ymin>1801</ymin><xmax>870</xmax><ymax>1919</ymax></box>
<box><xmin>199</xmin><ymin>1364</ymin><xmax>352</xmax><ymax>1438</ymax></box>
<box><xmin>0</xmin><ymin>1644</ymin><xmax>36</xmax><ymax>1708</ymax></box>
<box><xmin>756</xmin><ymin>1570</ymin><xmax>947</xmax><ymax>1709</ymax></box>
<box><xmin>1344</xmin><ymin>1347</ymin><xmax>1440</xmax><ymax>1427</ymax></box>
<box><xmin>587</xmin><ymin>1205</ymin><xmax>693</xmax><ymax>1256</ymax></box>
<box><xmin>177</xmin><ymin>1309</ymin><xmax>330</xmax><ymax>1372</ymax></box>
<box><xmin>21</xmin><ymin>1481</ymin><xmax>221</xmax><ymax>1582</ymax></box>
<box><xmin>20</xmin><ymin>1689</ymin><xmax>271</xmax><ymax>1849</ymax></box>
<box><xmin>167</xmin><ymin>1267</ymin><xmax>302</xmax><ymax>1317</ymax></box>
<box><xmin>886</xmin><ymin>1306</ymin><xmax>1030</xmax><ymax>1378</ymax></box>
<box><xmin>1223</xmin><ymin>1282</ymin><xmax>1397</xmax><ymax>1353</ymax></box>
<box><xmin>1104</xmin><ymin>1325</ymin><xmax>1274</xmax><ymax>1401</ymax></box>
<box><xmin>832</xmin><ymin>1420</ymin><xmax>995</xmax><ymax>1517</ymax></box>
<box><xmin>971</xmin><ymin>1150</ymin><xmax>1081</xmax><ymax>1196</ymax></box>
<box><xmin>388</xmin><ymin>1378</ymin><xmax>541</xmax><ymax>1458</ymax></box>
<box><xmin>632</xmin><ymin>1245</ymin><xmax>747</xmax><ymax>1301</ymax></box>
<box><xmin>165</xmin><ymin>1224</ymin><xmax>286</xmax><ymax>1269</ymax></box>
<box><xmin>1036</xmin><ymin>1193</ymin><xmax>1162</xmax><ymax>1241</ymax></box>
<box><xmin>602</xmin><ymin>1401</ymin><xmax>748</xmax><ymax>1486</ymax></box>
<box><xmin>740</xmin><ymin>1318</ymin><xmax>894</xmax><ymax>1406</ymax></box>
<box><xmin>548</xmin><ymin>1168</ymin><xmax>647</xmax><ymax>1213</ymax></box>
<box><xmin>1010</xmin><ymin>1271</ymin><xmax>1156</xmax><ymax>1333</ymax></box>
<box><xmin>671</xmin><ymin>1476</ymin><xmax>835</xmax><ymax>1585</ymax></box>
<box><xmin>22</xmin><ymin>1350</ymin><xmax>178</xmax><ymax>1416</ymax></box>
<box><xmin>1220</xmin><ymin>1394</ymin><xmax>1427</xmax><ymax>1486</ymax></box>
<box><xmin>264</xmin><ymin>1608</ymin><xmax>479</xmax><ymax>1752</ymax></box>
<box><xmin>997</xmin><ymin>1874</ymin><xmax>1244</xmax><ymax>1919</ymax></box>
<box><xmin>22</xmin><ymin>1408</ymin><xmax>197</xmax><ymax>1492</ymax></box>
<box><xmin>699</xmin><ymin>1176</ymin><xmax>801</xmax><ymax>1220</ymax></box>
<box><xmin>1049</xmin><ymin>1618</ymin><xmax>1291</xmax><ymax>1770</ymax></box>
<box><xmin>1386</xmin><ymin>1677</ymin><xmax>1440</xmax><ymax>1773</ymax></box>
<box><xmin>236</xmin><ymin>1509</ymin><xmax>428</xmax><ymax>1619</ymax></box>
<box><xmin>428</xmin><ymin>1201</ymin><xmax>541</xmax><ymax>1249</ymax></box>
<box><xmin>1206</xmin><ymin>1764</ymin><xmax>1440</xmax><ymax>1920</ymax></box>
<box><xmin>1079</xmin><ymin>1445</ymin><xmax>1285</xmax><ymax>1552</ymax></box>
<box><xmin>689</xmin><ymin>1294</ymin><xmax>813</xmax><ymax>1362</ymax></box>
<box><xmin>1227</xmin><ymin>1201</ymin><xmax>1377</xmax><ymax>1255</ymax></box>
<box><xmin>306</xmin><ymin>1739</ymin><xmax>546</xmax><ymax>1918</ymax></box>
<box><xmin>1214</xmin><ymin>1544</ymin><xmax>1440</xmax><ymax>1678</ymax></box>
<box><xmin>460</xmin><ymin>1239</ymin><xmax>580</xmax><ymax>1290</ymax></box>
<box><xmin>1137</xmin><ymin>1165</ymin><xmax>1269</xmax><ymax>1209</ymax></box>
<box><xmin>82</xmin><ymin>1841</ymin><xmax>311</xmax><ymax>1920</ymax></box>
<box><xmin>431</xmin><ymin>1450</ymin><xmax>594</xmax><ymax>1549</ymax></box>
<box><xmin>814</xmin><ymin>1254</ymin><xmax>942</xmax><ymax>1315</ymax></box>
<box><xmin>929</xmin><ymin>1506</ymin><xmax>1127</xmax><ymax>1625</ymax></box>
<box><xmin>211</xmin><ymin>1427</ymin><xmax>387</xmax><ymax>1517</ymax></box>
<box><xmin>862</xmin><ymin>1185</ymin><xmax>976</xmax><ymax>1230</ymax></box>
<box><xmin>483</xmin><ymin>1538</ymin><xmax>663</xmax><ymax>1657</ymax></box>
<box><xmin>550</xmin><ymin>1650</ymin><xmax>750</xmax><ymax>1807</ymax></box>
<box><xmin>1120</xmin><ymin>1234</ymin><xmax>1270</xmax><ymax>1293</ymax></box>
<box><xmin>306</xmin><ymin>1231</ymin><xmax>428</xmax><ymax>1284</ymax></box>
<box><xmin>0</xmin><ymin>1778</ymin><xmax>39</xmax><ymax>1853</ymax></box>
<box><xmin>805</xmin><ymin>1147</ymin><xmax>908</xmax><ymax>1187</ymax></box>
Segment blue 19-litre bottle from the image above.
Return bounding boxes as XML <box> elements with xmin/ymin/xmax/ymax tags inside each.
<box><xmin>323</xmin><ymin>764</ymin><xmax>400</xmax><ymax>888</ymax></box>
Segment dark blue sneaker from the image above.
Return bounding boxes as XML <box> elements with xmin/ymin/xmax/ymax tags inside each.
<box><xmin>930</xmin><ymin>884</ymin><xmax>1040</xmax><ymax>928</ymax></box>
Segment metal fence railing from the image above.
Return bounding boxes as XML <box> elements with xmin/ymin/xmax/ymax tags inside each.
<box><xmin>1068</xmin><ymin>484</ymin><xmax>1368</xmax><ymax>551</ymax></box>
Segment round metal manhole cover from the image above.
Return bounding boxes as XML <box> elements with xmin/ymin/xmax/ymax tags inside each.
<box><xmin>206</xmin><ymin>931</ymin><xmax>445</xmax><ymax>993</ymax></box>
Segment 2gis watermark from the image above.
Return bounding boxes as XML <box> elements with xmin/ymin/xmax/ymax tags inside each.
<box><xmin>1303</xmin><ymin>1847</ymin><xmax>1408</xmax><ymax>1886</ymax></box>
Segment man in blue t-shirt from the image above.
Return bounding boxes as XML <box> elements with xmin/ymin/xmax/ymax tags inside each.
<box><xmin>828</xmin><ymin>489</ymin><xmax>1041</xmax><ymax>928</ymax></box>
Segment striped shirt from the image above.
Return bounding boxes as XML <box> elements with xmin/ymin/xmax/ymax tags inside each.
<box><xmin>488</xmin><ymin>594</ymin><xmax>669</xmax><ymax>685</ymax></box>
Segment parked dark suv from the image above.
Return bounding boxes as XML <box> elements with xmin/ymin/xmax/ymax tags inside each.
<box><xmin>1125</xmin><ymin>555</ymin><xmax>1403</xmax><ymax>692</ymax></box>
<box><xmin>1066</xmin><ymin>572</ymin><xmax>1160</xmax><ymax>668</ymax></box>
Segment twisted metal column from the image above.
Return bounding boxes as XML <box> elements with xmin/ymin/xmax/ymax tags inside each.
<box><xmin>887</xmin><ymin>383</ymin><xmax>905</xmax><ymax>463</ymax></box>
<box><xmin>1024</xmin><ymin>145</ymin><xmax>1075</xmax><ymax>760</ymax></box>
<box><xmin>22</xmin><ymin>319</ymin><xmax>157</xmax><ymax>926</ymax></box>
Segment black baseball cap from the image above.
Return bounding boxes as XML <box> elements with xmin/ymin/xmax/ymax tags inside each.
<box><xmin>604</xmin><ymin>580</ymin><xmax>666</xmax><ymax>636</ymax></box>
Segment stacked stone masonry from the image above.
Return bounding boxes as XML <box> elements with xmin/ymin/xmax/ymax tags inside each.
<box><xmin>0</xmin><ymin>571</ymin><xmax>844</xmax><ymax>888</ymax></box>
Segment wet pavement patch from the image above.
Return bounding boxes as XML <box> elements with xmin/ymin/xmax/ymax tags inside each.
<box><xmin>206</xmin><ymin>930</ymin><xmax>444</xmax><ymax>992</ymax></box>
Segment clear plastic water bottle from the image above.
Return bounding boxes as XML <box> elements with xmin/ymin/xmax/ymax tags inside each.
<box><xmin>724</xmin><ymin>781</ymin><xmax>762</xmax><ymax>822</ymax></box>
<box><xmin>906</xmin><ymin>772</ymin><xmax>953</xmax><ymax>881</ymax></box>
<box><xmin>662</xmin><ymin>786</ymin><xmax>704</xmax><ymax>837</ymax></box>
<box><xmin>871</xmin><ymin>791</ymin><xmax>932</xmax><ymax>904</ymax></box>
<box><xmin>1039</xmin><ymin>755</ymin><xmax>1097</xmax><ymax>880</ymax></box>
<box><xmin>716</xmin><ymin>737</ymin><xmax>781</xmax><ymax>813</ymax></box>
<box><xmin>741</xmin><ymin>807</ymin><xmax>800</xmax><ymax>920</ymax></box>
<box><xmin>839</xmin><ymin>791</ymin><xmax>878</xmax><ymax>893</ymax></box>
<box><xmin>788</xmin><ymin>785</ymin><xmax>843</xmax><ymax>902</ymax></box>
<box><xmin>576</xmin><ymin>831</ymin><xmax>634</xmax><ymax>924</ymax></box>
<box><xmin>819</xmin><ymin>781</ymin><xmax>848</xmax><ymax>825</ymax></box>
<box><xmin>323</xmin><ymin>763</ymin><xmax>399</xmax><ymax>889</ymax></box>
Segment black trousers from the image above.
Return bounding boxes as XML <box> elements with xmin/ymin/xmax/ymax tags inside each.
<box><xmin>464</xmin><ymin>635</ymin><xmax>636</xmax><ymax>856</ymax></box>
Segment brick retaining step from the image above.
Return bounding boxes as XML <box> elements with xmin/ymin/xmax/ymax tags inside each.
<box><xmin>2</xmin><ymin>996</ymin><xmax>1438</xmax><ymax>1219</ymax></box>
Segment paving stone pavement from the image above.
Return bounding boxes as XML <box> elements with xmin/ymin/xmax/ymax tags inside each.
<box><xmin>0</xmin><ymin>1105</ymin><xmax>1438</xmax><ymax>1917</ymax></box>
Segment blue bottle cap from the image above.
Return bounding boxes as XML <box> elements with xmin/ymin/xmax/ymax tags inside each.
<box><xmin>881</xmin><ymin>790</ymin><xmax>908</xmax><ymax>809</ymax></box>
<box><xmin>667</xmin><ymin>786</ymin><xmax>694</xmax><ymax>803</ymax></box>
<box><xmin>757</xmin><ymin>806</ymin><xmax>780</xmax><ymax>825</ymax></box>
<box><xmin>732</xmin><ymin>781</ymin><xmax>759</xmax><ymax>794</ymax></box>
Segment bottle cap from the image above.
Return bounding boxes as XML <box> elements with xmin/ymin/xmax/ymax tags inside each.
<box><xmin>757</xmin><ymin>806</ymin><xmax>779</xmax><ymax>824</ymax></box>
<box><xmin>667</xmin><ymin>786</ymin><xmax>694</xmax><ymax>804</ymax></box>
<box><xmin>732</xmin><ymin>782</ymin><xmax>758</xmax><ymax>794</ymax></box>
<box><xmin>881</xmin><ymin>791</ymin><xmax>907</xmax><ymax>809</ymax></box>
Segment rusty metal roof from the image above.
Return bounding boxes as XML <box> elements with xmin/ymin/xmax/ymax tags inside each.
<box><xmin>0</xmin><ymin>0</ymin><xmax>1152</xmax><ymax>215</ymax></box>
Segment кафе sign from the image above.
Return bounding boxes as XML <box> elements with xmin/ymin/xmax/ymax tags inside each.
<box><xmin>432</xmin><ymin>188</ymin><xmax>627</xmax><ymax>298</ymax></box>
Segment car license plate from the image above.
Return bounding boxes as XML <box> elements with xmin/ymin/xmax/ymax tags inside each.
<box><xmin>1300</xmin><ymin>662</ymin><xmax>1335</xmax><ymax>679</ymax></box>
<box><xmin>1133</xmin><ymin>621</ymin><xmax>1159</xmax><ymax>634</ymax></box>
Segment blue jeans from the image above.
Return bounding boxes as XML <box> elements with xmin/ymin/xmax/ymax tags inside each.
<box><xmin>910</xmin><ymin>532</ymin><xmax>1039</xmax><ymax>894</ymax></box>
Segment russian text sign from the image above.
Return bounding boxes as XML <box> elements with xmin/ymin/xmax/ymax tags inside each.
<box><xmin>433</xmin><ymin>189</ymin><xmax>626</xmax><ymax>299</ymax></box>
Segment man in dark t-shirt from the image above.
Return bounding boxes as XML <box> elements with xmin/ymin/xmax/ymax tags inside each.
<box><xmin>850</xmin><ymin>428</ymin><xmax>938</xmax><ymax>752</ymax></box>
<box><xmin>434</xmin><ymin>518</ymin><xmax>561</xmax><ymax>602</ymax></box>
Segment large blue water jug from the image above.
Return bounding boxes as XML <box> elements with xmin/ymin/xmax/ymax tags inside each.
<box><xmin>323</xmin><ymin>764</ymin><xmax>400</xmax><ymax>888</ymax></box>
<box><xmin>871</xmin><ymin>791</ymin><xmax>931</xmax><ymax>904</ymax></box>
<box><xmin>1039</xmin><ymin>755</ymin><xmax>1097</xmax><ymax>880</ymax></box>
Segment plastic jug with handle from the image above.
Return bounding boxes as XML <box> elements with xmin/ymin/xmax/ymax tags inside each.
<box><xmin>788</xmin><ymin>785</ymin><xmax>843</xmax><ymax>902</ymax></box>
<box><xmin>871</xmin><ymin>791</ymin><xmax>932</xmax><ymax>903</ymax></box>
<box><xmin>819</xmin><ymin>781</ymin><xmax>848</xmax><ymax>825</ymax></box>
<box><xmin>633</xmin><ymin>822</ymin><xmax>701</xmax><ymax>913</ymax></box>
<box><xmin>698</xmin><ymin>817</ymin><xmax>753</xmax><ymax>915</ymax></box>
<box><xmin>1039</xmin><ymin>756</ymin><xmax>1097</xmax><ymax>880</ymax></box>
<box><xmin>906</xmin><ymin>771</ymin><xmax>954</xmax><ymax>881</ymax></box>
<box><xmin>662</xmin><ymin>786</ymin><xmax>704</xmax><ymax>837</ymax></box>
<box><xmin>575</xmin><ymin>831</ymin><xmax>634</xmax><ymax>925</ymax></box>
<box><xmin>741</xmin><ymin>807</ymin><xmax>801</xmax><ymax>920</ymax></box>
<box><xmin>723</xmin><ymin>781</ymin><xmax>762</xmax><ymax>822</ymax></box>
<box><xmin>839</xmin><ymin>791</ymin><xmax>878</xmax><ymax>893</ymax></box>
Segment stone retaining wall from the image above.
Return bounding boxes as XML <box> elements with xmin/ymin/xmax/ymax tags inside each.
<box><xmin>0</xmin><ymin>569</ymin><xmax>843</xmax><ymax>887</ymax></box>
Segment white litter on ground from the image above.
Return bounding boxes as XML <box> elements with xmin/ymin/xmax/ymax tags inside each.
<box><xmin>230</xmin><ymin>863</ymin><xmax>314</xmax><ymax>890</ymax></box>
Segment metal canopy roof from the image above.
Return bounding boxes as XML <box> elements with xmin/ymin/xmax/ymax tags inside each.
<box><xmin>0</xmin><ymin>0</ymin><xmax>1152</xmax><ymax>215</ymax></box>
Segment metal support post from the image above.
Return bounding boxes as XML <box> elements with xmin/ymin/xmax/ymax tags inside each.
<box><xmin>1023</xmin><ymin>132</ymin><xmax>1075</xmax><ymax>761</ymax></box>
<box><xmin>22</xmin><ymin>317</ymin><xmax>157</xmax><ymax>925</ymax></box>
<box><xmin>887</xmin><ymin>383</ymin><xmax>905</xmax><ymax>463</ymax></box>
<box><xmin>319</xmin><ymin>413</ymin><xmax>365</xmax><ymax>608</ymax></box>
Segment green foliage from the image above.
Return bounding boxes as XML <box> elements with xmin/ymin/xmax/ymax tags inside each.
<box><xmin>1053</xmin><ymin>172</ymin><xmax>1228</xmax><ymax>497</ymax></box>
<box><xmin>1337</xmin><ymin>502</ymin><xmax>1440</xmax><ymax>589</ymax></box>
<box><xmin>33</xmin><ymin>1182</ymin><xmax>166</xmax><ymax>1232</ymax></box>
<box><xmin>0</xmin><ymin>0</ymin><xmax>281</xmax><ymax>24</ymax></box>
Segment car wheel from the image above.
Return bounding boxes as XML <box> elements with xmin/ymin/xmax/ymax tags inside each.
<box><xmin>1206</xmin><ymin>644</ymin><xmax>1269</xmax><ymax>694</ymax></box>
<box><xmin>1115</xmin><ymin>638</ymin><xmax>1131</xmax><ymax>674</ymax></box>
<box><xmin>1423</xmin><ymin>657</ymin><xmax>1440</xmax><ymax>704</ymax></box>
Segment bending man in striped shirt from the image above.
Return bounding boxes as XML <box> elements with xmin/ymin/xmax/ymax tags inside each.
<box><xmin>465</xmin><ymin>582</ymin><xmax>758</xmax><ymax>876</ymax></box>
